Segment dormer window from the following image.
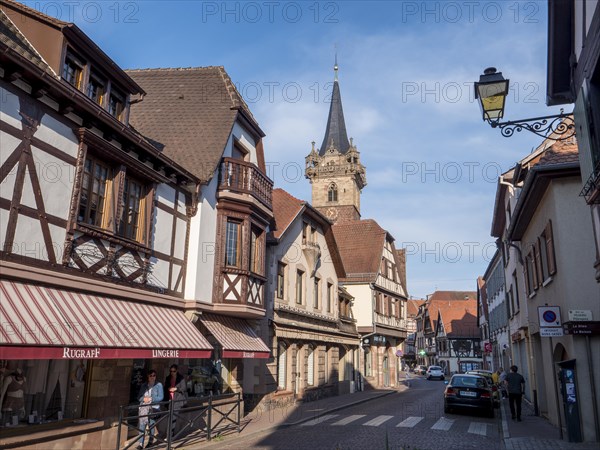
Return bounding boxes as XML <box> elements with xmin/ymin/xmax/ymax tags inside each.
<box><xmin>86</xmin><ymin>71</ymin><xmax>106</xmax><ymax>106</ymax></box>
<box><xmin>63</xmin><ymin>51</ymin><xmax>83</xmax><ymax>89</ymax></box>
<box><xmin>109</xmin><ymin>90</ymin><xmax>125</xmax><ymax>120</ymax></box>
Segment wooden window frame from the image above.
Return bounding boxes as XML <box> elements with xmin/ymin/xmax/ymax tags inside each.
<box><xmin>276</xmin><ymin>262</ymin><xmax>286</xmax><ymax>299</ymax></box>
<box><xmin>78</xmin><ymin>156</ymin><xmax>110</xmax><ymax>228</ymax></box>
<box><xmin>118</xmin><ymin>175</ymin><xmax>144</xmax><ymax>241</ymax></box>
<box><xmin>249</xmin><ymin>225</ymin><xmax>263</xmax><ymax>275</ymax></box>
<box><xmin>108</xmin><ymin>89</ymin><xmax>126</xmax><ymax>121</ymax></box>
<box><xmin>86</xmin><ymin>70</ymin><xmax>106</xmax><ymax>106</ymax></box>
<box><xmin>63</xmin><ymin>50</ymin><xmax>84</xmax><ymax>89</ymax></box>
<box><xmin>225</xmin><ymin>220</ymin><xmax>242</xmax><ymax>268</ymax></box>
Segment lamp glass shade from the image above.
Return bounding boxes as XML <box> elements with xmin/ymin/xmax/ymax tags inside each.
<box><xmin>474</xmin><ymin>68</ymin><xmax>509</xmax><ymax>122</ymax></box>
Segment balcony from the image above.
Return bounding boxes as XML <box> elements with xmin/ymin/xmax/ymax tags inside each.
<box><xmin>373</xmin><ymin>311</ymin><xmax>407</xmax><ymax>338</ymax></box>
<box><xmin>218</xmin><ymin>158</ymin><xmax>273</xmax><ymax>209</ymax></box>
<box><xmin>580</xmin><ymin>161</ymin><xmax>600</xmax><ymax>205</ymax></box>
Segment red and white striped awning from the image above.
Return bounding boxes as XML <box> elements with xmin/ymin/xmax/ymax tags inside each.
<box><xmin>200</xmin><ymin>314</ymin><xmax>270</xmax><ymax>359</ymax></box>
<box><xmin>0</xmin><ymin>279</ymin><xmax>213</xmax><ymax>360</ymax></box>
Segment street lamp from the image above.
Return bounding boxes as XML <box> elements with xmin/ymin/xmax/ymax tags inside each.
<box><xmin>474</xmin><ymin>67</ymin><xmax>575</xmax><ymax>141</ymax></box>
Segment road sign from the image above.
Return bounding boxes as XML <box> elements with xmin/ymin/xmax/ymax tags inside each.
<box><xmin>568</xmin><ymin>310</ymin><xmax>593</xmax><ymax>321</ymax></box>
<box><xmin>563</xmin><ymin>321</ymin><xmax>600</xmax><ymax>335</ymax></box>
<box><xmin>538</xmin><ymin>306</ymin><xmax>562</xmax><ymax>327</ymax></box>
<box><xmin>540</xmin><ymin>327</ymin><xmax>564</xmax><ymax>337</ymax></box>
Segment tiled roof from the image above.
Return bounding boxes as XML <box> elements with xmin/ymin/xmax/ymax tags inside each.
<box><xmin>320</xmin><ymin>80</ymin><xmax>350</xmax><ymax>155</ymax></box>
<box><xmin>436</xmin><ymin>298</ymin><xmax>478</xmax><ymax>337</ymax></box>
<box><xmin>271</xmin><ymin>188</ymin><xmax>305</xmax><ymax>239</ymax></box>
<box><xmin>429</xmin><ymin>290</ymin><xmax>477</xmax><ymax>301</ymax></box>
<box><xmin>0</xmin><ymin>9</ymin><xmax>56</xmax><ymax>77</ymax></box>
<box><xmin>127</xmin><ymin>67</ymin><xmax>259</xmax><ymax>183</ymax></box>
<box><xmin>332</xmin><ymin>219</ymin><xmax>386</xmax><ymax>281</ymax></box>
<box><xmin>407</xmin><ymin>299</ymin><xmax>425</xmax><ymax>318</ymax></box>
<box><xmin>536</xmin><ymin>140</ymin><xmax>579</xmax><ymax>167</ymax></box>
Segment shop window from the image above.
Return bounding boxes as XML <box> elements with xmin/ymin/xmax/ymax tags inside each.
<box><xmin>225</xmin><ymin>220</ymin><xmax>241</xmax><ymax>267</ymax></box>
<box><xmin>0</xmin><ymin>361</ymin><xmax>87</xmax><ymax>426</ymax></box>
<box><xmin>277</xmin><ymin>342</ymin><xmax>287</xmax><ymax>390</ymax></box>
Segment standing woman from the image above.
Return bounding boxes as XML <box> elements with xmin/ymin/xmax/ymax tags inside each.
<box><xmin>137</xmin><ymin>370</ymin><xmax>163</xmax><ymax>449</ymax></box>
<box><xmin>164</xmin><ymin>365</ymin><xmax>187</xmax><ymax>435</ymax></box>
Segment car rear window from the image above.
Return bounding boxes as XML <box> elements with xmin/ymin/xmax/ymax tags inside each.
<box><xmin>429</xmin><ymin>366</ymin><xmax>442</xmax><ymax>370</ymax></box>
<box><xmin>452</xmin><ymin>376</ymin><xmax>487</xmax><ymax>388</ymax></box>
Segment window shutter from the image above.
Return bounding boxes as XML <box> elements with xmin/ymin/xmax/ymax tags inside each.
<box><xmin>100</xmin><ymin>177</ymin><xmax>114</xmax><ymax>231</ymax></box>
<box><xmin>307</xmin><ymin>349</ymin><xmax>314</xmax><ymax>386</ymax></box>
<box><xmin>278</xmin><ymin>343</ymin><xmax>287</xmax><ymax>389</ymax></box>
<box><xmin>530</xmin><ymin>250</ymin><xmax>539</xmax><ymax>289</ymax></box>
<box><xmin>523</xmin><ymin>263</ymin><xmax>530</xmax><ymax>296</ymax></box>
<box><xmin>534</xmin><ymin>240</ymin><xmax>544</xmax><ymax>285</ymax></box>
<box><xmin>546</xmin><ymin>221</ymin><xmax>557</xmax><ymax>275</ymax></box>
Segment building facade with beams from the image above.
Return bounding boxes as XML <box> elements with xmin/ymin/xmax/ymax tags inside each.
<box><xmin>0</xmin><ymin>2</ymin><xmax>214</xmax><ymax>447</ymax></box>
<box><xmin>304</xmin><ymin>64</ymin><xmax>408</xmax><ymax>389</ymax></box>
<box><xmin>250</xmin><ymin>188</ymin><xmax>359</xmax><ymax>411</ymax></box>
<box><xmin>127</xmin><ymin>67</ymin><xmax>273</xmax><ymax>399</ymax></box>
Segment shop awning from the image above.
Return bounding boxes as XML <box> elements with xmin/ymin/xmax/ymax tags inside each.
<box><xmin>0</xmin><ymin>280</ymin><xmax>213</xmax><ymax>360</ymax></box>
<box><xmin>199</xmin><ymin>314</ymin><xmax>270</xmax><ymax>359</ymax></box>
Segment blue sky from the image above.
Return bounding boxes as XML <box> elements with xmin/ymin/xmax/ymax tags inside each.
<box><xmin>24</xmin><ymin>1</ymin><xmax>568</xmax><ymax>298</ymax></box>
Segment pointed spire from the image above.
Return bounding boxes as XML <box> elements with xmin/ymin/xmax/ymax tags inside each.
<box><xmin>320</xmin><ymin>56</ymin><xmax>350</xmax><ymax>156</ymax></box>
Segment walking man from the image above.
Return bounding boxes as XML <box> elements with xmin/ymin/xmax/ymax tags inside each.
<box><xmin>505</xmin><ymin>365</ymin><xmax>525</xmax><ymax>421</ymax></box>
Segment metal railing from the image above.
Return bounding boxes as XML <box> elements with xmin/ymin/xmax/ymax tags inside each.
<box><xmin>116</xmin><ymin>393</ymin><xmax>241</xmax><ymax>450</ymax></box>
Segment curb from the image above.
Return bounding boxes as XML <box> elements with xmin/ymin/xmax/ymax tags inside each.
<box><xmin>500</xmin><ymin>399</ymin><xmax>511</xmax><ymax>449</ymax></box>
<box><xmin>199</xmin><ymin>389</ymin><xmax>398</xmax><ymax>448</ymax></box>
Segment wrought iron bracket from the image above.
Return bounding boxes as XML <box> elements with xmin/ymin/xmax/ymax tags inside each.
<box><xmin>488</xmin><ymin>110</ymin><xmax>575</xmax><ymax>141</ymax></box>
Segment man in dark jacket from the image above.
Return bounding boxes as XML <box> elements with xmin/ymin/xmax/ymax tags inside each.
<box><xmin>505</xmin><ymin>365</ymin><xmax>525</xmax><ymax>421</ymax></box>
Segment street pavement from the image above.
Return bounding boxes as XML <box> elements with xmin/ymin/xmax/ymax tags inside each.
<box><xmin>191</xmin><ymin>372</ymin><xmax>599</xmax><ymax>449</ymax></box>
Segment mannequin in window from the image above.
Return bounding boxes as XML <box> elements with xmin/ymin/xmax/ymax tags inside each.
<box><xmin>0</xmin><ymin>368</ymin><xmax>26</xmax><ymax>421</ymax></box>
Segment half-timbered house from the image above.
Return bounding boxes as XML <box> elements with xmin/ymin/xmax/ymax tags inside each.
<box><xmin>127</xmin><ymin>66</ymin><xmax>273</xmax><ymax>402</ymax></box>
<box><xmin>0</xmin><ymin>1</ymin><xmax>213</xmax><ymax>447</ymax></box>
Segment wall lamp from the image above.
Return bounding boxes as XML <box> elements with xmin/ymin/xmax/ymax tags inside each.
<box><xmin>474</xmin><ymin>67</ymin><xmax>575</xmax><ymax>141</ymax></box>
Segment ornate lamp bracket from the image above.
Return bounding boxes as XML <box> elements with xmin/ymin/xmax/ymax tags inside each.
<box><xmin>489</xmin><ymin>110</ymin><xmax>575</xmax><ymax>141</ymax></box>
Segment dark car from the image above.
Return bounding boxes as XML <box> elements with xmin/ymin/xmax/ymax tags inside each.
<box><xmin>466</xmin><ymin>370</ymin><xmax>500</xmax><ymax>407</ymax></box>
<box><xmin>414</xmin><ymin>365</ymin><xmax>428</xmax><ymax>375</ymax></box>
<box><xmin>444</xmin><ymin>373</ymin><xmax>494</xmax><ymax>418</ymax></box>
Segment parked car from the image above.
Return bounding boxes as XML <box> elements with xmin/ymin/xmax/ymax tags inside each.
<box><xmin>426</xmin><ymin>365</ymin><xmax>445</xmax><ymax>380</ymax></box>
<box><xmin>443</xmin><ymin>373</ymin><xmax>494</xmax><ymax>418</ymax></box>
<box><xmin>466</xmin><ymin>370</ymin><xmax>500</xmax><ymax>407</ymax></box>
<box><xmin>414</xmin><ymin>365</ymin><xmax>428</xmax><ymax>375</ymax></box>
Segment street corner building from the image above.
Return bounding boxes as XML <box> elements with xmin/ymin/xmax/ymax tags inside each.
<box><xmin>0</xmin><ymin>0</ymin><xmax>271</xmax><ymax>448</ymax></box>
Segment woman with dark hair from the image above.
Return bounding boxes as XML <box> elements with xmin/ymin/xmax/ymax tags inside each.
<box><xmin>164</xmin><ymin>364</ymin><xmax>187</xmax><ymax>435</ymax></box>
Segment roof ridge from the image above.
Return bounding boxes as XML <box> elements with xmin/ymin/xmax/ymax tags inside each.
<box><xmin>125</xmin><ymin>66</ymin><xmax>225</xmax><ymax>72</ymax></box>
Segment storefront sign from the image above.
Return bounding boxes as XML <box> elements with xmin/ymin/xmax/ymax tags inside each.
<box><xmin>0</xmin><ymin>346</ymin><xmax>212</xmax><ymax>360</ymax></box>
<box><xmin>222</xmin><ymin>350</ymin><xmax>270</xmax><ymax>358</ymax></box>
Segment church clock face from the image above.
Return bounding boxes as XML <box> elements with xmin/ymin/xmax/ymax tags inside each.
<box><xmin>327</xmin><ymin>208</ymin><xmax>338</xmax><ymax>221</ymax></box>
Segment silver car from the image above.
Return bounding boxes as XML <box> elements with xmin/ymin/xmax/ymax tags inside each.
<box><xmin>426</xmin><ymin>365</ymin><xmax>445</xmax><ymax>380</ymax></box>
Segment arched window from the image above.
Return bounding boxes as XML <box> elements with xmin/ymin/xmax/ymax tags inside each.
<box><xmin>277</xmin><ymin>341</ymin><xmax>287</xmax><ymax>389</ymax></box>
<box><xmin>328</xmin><ymin>183</ymin><xmax>338</xmax><ymax>202</ymax></box>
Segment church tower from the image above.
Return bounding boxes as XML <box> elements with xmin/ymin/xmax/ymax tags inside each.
<box><xmin>305</xmin><ymin>59</ymin><xmax>367</xmax><ymax>223</ymax></box>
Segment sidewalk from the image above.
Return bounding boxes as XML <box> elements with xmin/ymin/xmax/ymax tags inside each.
<box><xmin>197</xmin><ymin>386</ymin><xmax>403</xmax><ymax>448</ymax></box>
<box><xmin>501</xmin><ymin>397</ymin><xmax>598</xmax><ymax>450</ymax></box>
